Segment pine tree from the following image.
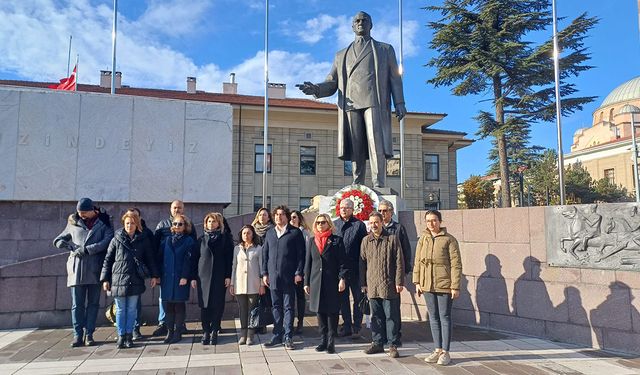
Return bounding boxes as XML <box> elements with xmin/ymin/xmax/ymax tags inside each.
<box><xmin>426</xmin><ymin>0</ymin><xmax>598</xmax><ymax>207</ymax></box>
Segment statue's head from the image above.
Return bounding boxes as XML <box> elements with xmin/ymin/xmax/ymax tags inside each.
<box><xmin>352</xmin><ymin>11</ymin><xmax>372</xmax><ymax>37</ymax></box>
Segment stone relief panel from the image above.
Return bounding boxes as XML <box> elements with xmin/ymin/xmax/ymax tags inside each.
<box><xmin>547</xmin><ymin>203</ymin><xmax>640</xmax><ymax>271</ymax></box>
<box><xmin>0</xmin><ymin>87</ymin><xmax>233</xmax><ymax>203</ymax></box>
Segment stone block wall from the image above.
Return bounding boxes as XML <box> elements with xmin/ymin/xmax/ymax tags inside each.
<box><xmin>0</xmin><ymin>201</ymin><xmax>228</xmax><ymax>266</ymax></box>
<box><xmin>398</xmin><ymin>206</ymin><xmax>640</xmax><ymax>354</ymax></box>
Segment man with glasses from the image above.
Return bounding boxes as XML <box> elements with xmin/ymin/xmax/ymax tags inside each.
<box><xmin>261</xmin><ymin>205</ymin><xmax>306</xmax><ymax>350</ymax></box>
<box><xmin>378</xmin><ymin>199</ymin><xmax>412</xmax><ymax>345</ymax></box>
<box><xmin>333</xmin><ymin>199</ymin><xmax>368</xmax><ymax>337</ymax></box>
<box><xmin>152</xmin><ymin>200</ymin><xmax>198</xmax><ymax>336</ymax></box>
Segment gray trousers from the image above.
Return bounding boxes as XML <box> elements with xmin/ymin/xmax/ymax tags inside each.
<box><xmin>347</xmin><ymin>108</ymin><xmax>386</xmax><ymax>188</ymax></box>
<box><xmin>236</xmin><ymin>294</ymin><xmax>258</xmax><ymax>333</ymax></box>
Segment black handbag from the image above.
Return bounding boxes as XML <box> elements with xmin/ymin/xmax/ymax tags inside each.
<box><xmin>249</xmin><ymin>292</ymin><xmax>274</xmax><ymax>329</ymax></box>
<box><xmin>133</xmin><ymin>256</ymin><xmax>150</xmax><ymax>279</ymax></box>
<box><xmin>358</xmin><ymin>293</ymin><xmax>371</xmax><ymax>315</ymax></box>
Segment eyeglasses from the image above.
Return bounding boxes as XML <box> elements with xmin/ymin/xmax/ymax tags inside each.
<box><xmin>316</xmin><ymin>220</ymin><xmax>328</xmax><ymax>225</ymax></box>
<box><xmin>378</xmin><ymin>209</ymin><xmax>391</xmax><ymax>213</ymax></box>
<box><xmin>172</xmin><ymin>222</ymin><xmax>184</xmax><ymax>227</ymax></box>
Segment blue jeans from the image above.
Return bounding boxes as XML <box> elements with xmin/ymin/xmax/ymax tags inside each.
<box><xmin>339</xmin><ymin>271</ymin><xmax>363</xmax><ymax>332</ymax></box>
<box><xmin>71</xmin><ymin>284</ymin><xmax>101</xmax><ymax>338</ymax></box>
<box><xmin>135</xmin><ymin>296</ymin><xmax>142</xmax><ymax>329</ymax></box>
<box><xmin>157</xmin><ymin>286</ymin><xmax>165</xmax><ymax>324</ymax></box>
<box><xmin>369</xmin><ymin>297</ymin><xmax>401</xmax><ymax>346</ymax></box>
<box><xmin>270</xmin><ymin>288</ymin><xmax>295</xmax><ymax>341</ymax></box>
<box><xmin>114</xmin><ymin>295</ymin><xmax>139</xmax><ymax>336</ymax></box>
<box><xmin>424</xmin><ymin>292</ymin><xmax>453</xmax><ymax>351</ymax></box>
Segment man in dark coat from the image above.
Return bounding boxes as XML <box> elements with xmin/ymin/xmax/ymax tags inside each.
<box><xmin>298</xmin><ymin>11</ymin><xmax>406</xmax><ymax>188</ymax></box>
<box><xmin>53</xmin><ymin>198</ymin><xmax>114</xmax><ymax>348</ymax></box>
<box><xmin>261</xmin><ymin>205</ymin><xmax>306</xmax><ymax>350</ymax></box>
<box><xmin>333</xmin><ymin>198</ymin><xmax>368</xmax><ymax>337</ymax></box>
<box><xmin>152</xmin><ymin>200</ymin><xmax>198</xmax><ymax>336</ymax></box>
<box><xmin>378</xmin><ymin>199</ymin><xmax>412</xmax><ymax>346</ymax></box>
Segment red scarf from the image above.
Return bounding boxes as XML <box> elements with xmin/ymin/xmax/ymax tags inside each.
<box><xmin>314</xmin><ymin>230</ymin><xmax>332</xmax><ymax>255</ymax></box>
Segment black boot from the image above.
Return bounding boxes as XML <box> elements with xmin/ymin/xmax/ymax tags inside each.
<box><xmin>124</xmin><ymin>333</ymin><xmax>134</xmax><ymax>348</ymax></box>
<box><xmin>171</xmin><ymin>328</ymin><xmax>183</xmax><ymax>344</ymax></box>
<box><xmin>210</xmin><ymin>331</ymin><xmax>218</xmax><ymax>345</ymax></box>
<box><xmin>201</xmin><ymin>331</ymin><xmax>211</xmax><ymax>345</ymax></box>
<box><xmin>327</xmin><ymin>336</ymin><xmax>335</xmax><ymax>354</ymax></box>
<box><xmin>315</xmin><ymin>335</ymin><xmax>328</xmax><ymax>352</ymax></box>
<box><xmin>116</xmin><ymin>335</ymin><xmax>125</xmax><ymax>349</ymax></box>
<box><xmin>163</xmin><ymin>330</ymin><xmax>174</xmax><ymax>344</ymax></box>
<box><xmin>295</xmin><ymin>319</ymin><xmax>304</xmax><ymax>335</ymax></box>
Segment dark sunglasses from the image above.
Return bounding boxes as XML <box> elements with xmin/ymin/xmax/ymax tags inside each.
<box><xmin>378</xmin><ymin>209</ymin><xmax>391</xmax><ymax>213</ymax></box>
<box><xmin>172</xmin><ymin>222</ymin><xmax>185</xmax><ymax>227</ymax></box>
<box><xmin>316</xmin><ymin>220</ymin><xmax>328</xmax><ymax>225</ymax></box>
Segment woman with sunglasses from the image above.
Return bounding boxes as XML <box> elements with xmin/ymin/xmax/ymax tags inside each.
<box><xmin>160</xmin><ymin>214</ymin><xmax>196</xmax><ymax>344</ymax></box>
<box><xmin>289</xmin><ymin>210</ymin><xmax>310</xmax><ymax>334</ymax></box>
<box><xmin>413</xmin><ymin>210</ymin><xmax>461</xmax><ymax>366</ymax></box>
<box><xmin>303</xmin><ymin>213</ymin><xmax>347</xmax><ymax>354</ymax></box>
<box><xmin>192</xmin><ymin>212</ymin><xmax>233</xmax><ymax>345</ymax></box>
<box><xmin>251</xmin><ymin>207</ymin><xmax>273</xmax><ymax>246</ymax></box>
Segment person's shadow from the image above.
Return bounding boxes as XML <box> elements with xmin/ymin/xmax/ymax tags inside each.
<box><xmin>553</xmin><ymin>286</ymin><xmax>591</xmax><ymax>346</ymax></box>
<box><xmin>452</xmin><ymin>274</ymin><xmax>476</xmax><ymax>324</ymax></box>
<box><xmin>512</xmin><ymin>256</ymin><xmax>555</xmax><ymax>320</ymax></box>
<box><xmin>590</xmin><ymin>281</ymin><xmax>640</xmax><ymax>349</ymax></box>
<box><xmin>476</xmin><ymin>254</ymin><xmax>511</xmax><ymax>326</ymax></box>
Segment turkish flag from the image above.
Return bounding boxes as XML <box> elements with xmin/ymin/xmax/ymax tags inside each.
<box><xmin>49</xmin><ymin>65</ymin><xmax>77</xmax><ymax>91</ymax></box>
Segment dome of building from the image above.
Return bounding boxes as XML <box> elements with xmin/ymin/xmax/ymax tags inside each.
<box><xmin>600</xmin><ymin>76</ymin><xmax>640</xmax><ymax>108</ymax></box>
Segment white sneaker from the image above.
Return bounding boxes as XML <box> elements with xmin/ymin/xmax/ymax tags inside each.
<box><xmin>437</xmin><ymin>351</ymin><xmax>451</xmax><ymax>366</ymax></box>
<box><xmin>424</xmin><ymin>350</ymin><xmax>442</xmax><ymax>363</ymax></box>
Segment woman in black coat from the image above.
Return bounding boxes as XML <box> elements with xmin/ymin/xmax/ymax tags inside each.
<box><xmin>101</xmin><ymin>211</ymin><xmax>159</xmax><ymax>349</ymax></box>
<box><xmin>304</xmin><ymin>213</ymin><xmax>347</xmax><ymax>354</ymax></box>
<box><xmin>193</xmin><ymin>212</ymin><xmax>233</xmax><ymax>345</ymax></box>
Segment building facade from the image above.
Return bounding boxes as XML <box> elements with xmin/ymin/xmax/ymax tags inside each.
<box><xmin>566</xmin><ymin>76</ymin><xmax>640</xmax><ymax>195</ymax></box>
<box><xmin>0</xmin><ymin>75</ymin><xmax>472</xmax><ymax>215</ymax></box>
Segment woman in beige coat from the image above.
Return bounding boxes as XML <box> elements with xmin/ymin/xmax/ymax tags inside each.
<box><xmin>230</xmin><ymin>225</ymin><xmax>265</xmax><ymax>345</ymax></box>
<box><xmin>413</xmin><ymin>210</ymin><xmax>461</xmax><ymax>366</ymax></box>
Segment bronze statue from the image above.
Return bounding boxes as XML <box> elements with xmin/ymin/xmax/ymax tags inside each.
<box><xmin>298</xmin><ymin>11</ymin><xmax>406</xmax><ymax>188</ymax></box>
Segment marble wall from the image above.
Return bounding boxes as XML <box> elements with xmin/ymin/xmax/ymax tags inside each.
<box><xmin>0</xmin><ymin>87</ymin><xmax>233</xmax><ymax>203</ymax></box>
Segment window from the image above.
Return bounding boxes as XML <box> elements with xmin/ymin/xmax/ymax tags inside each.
<box><xmin>253</xmin><ymin>196</ymin><xmax>271</xmax><ymax>212</ymax></box>
<box><xmin>344</xmin><ymin>160</ymin><xmax>352</xmax><ymax>176</ymax></box>
<box><xmin>386</xmin><ymin>149</ymin><xmax>401</xmax><ymax>177</ymax></box>
<box><xmin>424</xmin><ymin>154</ymin><xmax>440</xmax><ymax>181</ymax></box>
<box><xmin>424</xmin><ymin>202</ymin><xmax>440</xmax><ymax>211</ymax></box>
<box><xmin>300</xmin><ymin>146</ymin><xmax>316</xmax><ymax>175</ymax></box>
<box><xmin>255</xmin><ymin>144</ymin><xmax>272</xmax><ymax>173</ymax></box>
<box><xmin>300</xmin><ymin>197</ymin><xmax>312</xmax><ymax>210</ymax></box>
<box><xmin>604</xmin><ymin>168</ymin><xmax>615</xmax><ymax>184</ymax></box>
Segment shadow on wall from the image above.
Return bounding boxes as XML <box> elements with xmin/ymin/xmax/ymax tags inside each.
<box><xmin>461</xmin><ymin>254</ymin><xmax>640</xmax><ymax>350</ymax></box>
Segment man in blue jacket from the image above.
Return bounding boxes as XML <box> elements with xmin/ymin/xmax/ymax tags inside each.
<box><xmin>333</xmin><ymin>198</ymin><xmax>368</xmax><ymax>337</ymax></box>
<box><xmin>261</xmin><ymin>205</ymin><xmax>306</xmax><ymax>350</ymax></box>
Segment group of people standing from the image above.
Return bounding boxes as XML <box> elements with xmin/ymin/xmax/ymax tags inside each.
<box><xmin>53</xmin><ymin>197</ymin><xmax>462</xmax><ymax>366</ymax></box>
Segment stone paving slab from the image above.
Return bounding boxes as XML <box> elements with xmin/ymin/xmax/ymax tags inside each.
<box><xmin>0</xmin><ymin>319</ymin><xmax>638</xmax><ymax>374</ymax></box>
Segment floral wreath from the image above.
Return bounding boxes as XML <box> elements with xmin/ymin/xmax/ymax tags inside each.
<box><xmin>329</xmin><ymin>184</ymin><xmax>380</xmax><ymax>221</ymax></box>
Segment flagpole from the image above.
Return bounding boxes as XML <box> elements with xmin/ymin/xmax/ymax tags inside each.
<box><xmin>111</xmin><ymin>0</ymin><xmax>118</xmax><ymax>95</ymax></box>
<box><xmin>74</xmin><ymin>54</ymin><xmax>79</xmax><ymax>91</ymax></box>
<box><xmin>399</xmin><ymin>0</ymin><xmax>406</xmax><ymax>199</ymax></box>
<box><xmin>262</xmin><ymin>0</ymin><xmax>269</xmax><ymax>208</ymax></box>
<box><xmin>552</xmin><ymin>0</ymin><xmax>566</xmax><ymax>205</ymax></box>
<box><xmin>66</xmin><ymin>35</ymin><xmax>72</xmax><ymax>77</ymax></box>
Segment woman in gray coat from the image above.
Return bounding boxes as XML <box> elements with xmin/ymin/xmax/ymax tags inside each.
<box><xmin>304</xmin><ymin>213</ymin><xmax>347</xmax><ymax>354</ymax></box>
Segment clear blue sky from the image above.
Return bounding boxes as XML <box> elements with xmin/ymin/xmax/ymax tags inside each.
<box><xmin>1</xmin><ymin>0</ymin><xmax>638</xmax><ymax>181</ymax></box>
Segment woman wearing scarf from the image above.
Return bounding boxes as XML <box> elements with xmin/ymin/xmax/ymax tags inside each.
<box><xmin>303</xmin><ymin>213</ymin><xmax>348</xmax><ymax>354</ymax></box>
<box><xmin>193</xmin><ymin>212</ymin><xmax>233</xmax><ymax>345</ymax></box>
<box><xmin>251</xmin><ymin>207</ymin><xmax>273</xmax><ymax>245</ymax></box>
<box><xmin>160</xmin><ymin>213</ymin><xmax>195</xmax><ymax>344</ymax></box>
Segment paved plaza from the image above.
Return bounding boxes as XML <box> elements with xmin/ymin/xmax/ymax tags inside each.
<box><xmin>0</xmin><ymin>317</ymin><xmax>639</xmax><ymax>375</ymax></box>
